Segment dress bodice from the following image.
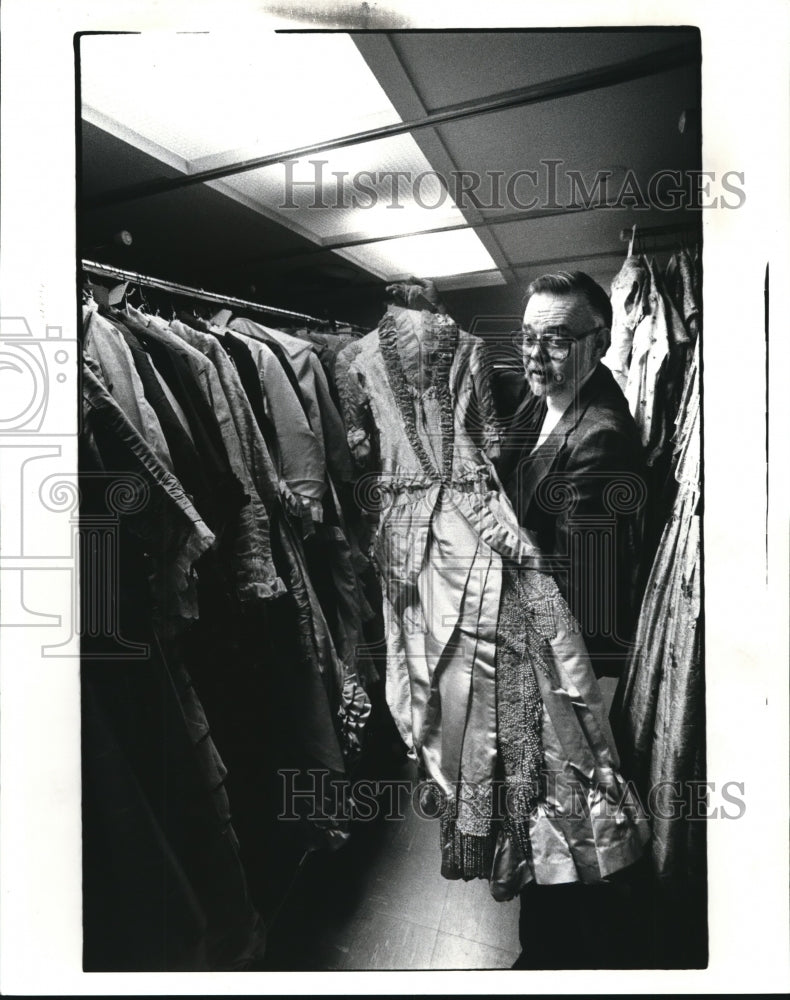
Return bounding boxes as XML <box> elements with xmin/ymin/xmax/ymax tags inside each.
<box><xmin>344</xmin><ymin>306</ymin><xmax>543</xmax><ymax>566</ymax></box>
<box><xmin>345</xmin><ymin>306</ymin><xmax>498</xmax><ymax>483</ymax></box>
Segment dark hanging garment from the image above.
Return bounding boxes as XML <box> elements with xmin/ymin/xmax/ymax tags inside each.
<box><xmin>107</xmin><ymin>307</ymin><xmax>248</xmax><ymax>537</ymax></box>
<box><xmin>221</xmin><ymin>330</ymin><xmax>280</xmax><ymax>456</ymax></box>
<box><xmin>225</xmin><ymin>316</ymin><xmax>312</xmax><ymax>419</ymax></box>
<box><xmin>225</xmin><ymin>331</ymin><xmax>327</xmax><ymax>513</ymax></box>
<box><xmin>299</xmin><ymin>330</ymin><xmax>358</xmax><ymax>413</ymax></box>
<box><xmin>80</xmin><ymin>361</ymin><xmax>267</xmax><ymax>971</ymax></box>
<box><xmin>141</xmin><ymin>320</ymin><xmax>356</xmax><ymax>853</ymax></box>
<box><xmin>140</xmin><ymin>318</ymin><xmax>353</xmax><ymax>879</ymax></box>
<box><xmin>223</xmin><ymin>324</ymin><xmax>370</xmax><ymax>747</ymax></box>
<box><xmin>231</xmin><ymin>318</ymin><xmax>355</xmax><ymax>486</ymax></box>
<box><xmin>115</xmin><ymin>322</ymin><xmax>215</xmax><ymax>521</ymax></box>
<box><xmin>81</xmin><ymin>306</ymin><xmax>176</xmax><ymax>473</ymax></box>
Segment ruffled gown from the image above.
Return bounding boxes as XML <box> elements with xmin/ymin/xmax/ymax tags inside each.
<box><xmin>341</xmin><ymin>305</ymin><xmax>650</xmax><ymax>898</ymax></box>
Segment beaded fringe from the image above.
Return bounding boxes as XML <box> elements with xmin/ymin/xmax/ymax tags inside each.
<box><xmin>439</xmin><ymin>816</ymin><xmax>496</xmax><ymax>880</ymax></box>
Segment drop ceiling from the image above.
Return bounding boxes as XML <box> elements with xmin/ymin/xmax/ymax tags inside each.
<box><xmin>79</xmin><ymin>28</ymin><xmax>701</xmax><ymax>329</ymax></box>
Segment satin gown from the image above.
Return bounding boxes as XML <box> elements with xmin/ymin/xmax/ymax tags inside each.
<box><xmin>342</xmin><ymin>305</ymin><xmax>650</xmax><ymax>898</ymax></box>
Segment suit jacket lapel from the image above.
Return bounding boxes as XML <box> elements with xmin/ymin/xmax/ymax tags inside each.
<box><xmin>513</xmin><ymin>364</ymin><xmax>607</xmax><ymax>511</ymax></box>
<box><xmin>498</xmin><ymin>390</ymin><xmax>546</xmax><ymax>482</ymax></box>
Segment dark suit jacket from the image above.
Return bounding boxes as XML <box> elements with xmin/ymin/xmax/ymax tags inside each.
<box><xmin>497</xmin><ymin>363</ymin><xmax>648</xmax><ymax>677</ymax></box>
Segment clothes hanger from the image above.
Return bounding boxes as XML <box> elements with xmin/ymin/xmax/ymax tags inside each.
<box><xmin>627</xmin><ymin>223</ymin><xmax>637</xmax><ymax>257</ymax></box>
<box><xmin>125</xmin><ymin>282</ymin><xmax>152</xmax><ymax>315</ymax></box>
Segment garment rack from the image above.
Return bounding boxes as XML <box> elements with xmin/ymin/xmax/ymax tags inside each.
<box><xmin>618</xmin><ymin>222</ymin><xmax>701</xmax><ymax>244</ymax></box>
<box><xmin>81</xmin><ymin>258</ymin><xmax>365</xmax><ymax>331</ymax></box>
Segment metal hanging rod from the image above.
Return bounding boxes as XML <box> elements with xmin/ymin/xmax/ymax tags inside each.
<box><xmin>619</xmin><ymin>221</ymin><xmax>702</xmax><ymax>242</ymax></box>
<box><xmin>251</xmin><ymin>239</ymin><xmax>696</xmax><ymax>302</ymax></box>
<box><xmin>220</xmin><ymin>204</ymin><xmax>603</xmax><ymax>272</ymax></box>
<box><xmin>224</xmin><ymin>204</ymin><xmax>704</xmax><ymax>273</ymax></box>
<box><xmin>83</xmin><ymin>40</ymin><xmax>699</xmax><ymax>210</ymax></box>
<box><xmin>504</xmin><ymin>240</ymin><xmax>697</xmax><ymax>273</ymax></box>
<box><xmin>438</xmin><ymin>240</ymin><xmax>699</xmax><ymax>284</ymax></box>
<box><xmin>81</xmin><ymin>259</ymin><xmax>362</xmax><ymax>329</ymax></box>
<box><xmin>240</xmin><ymin>232</ymin><xmax>702</xmax><ymax>297</ymax></box>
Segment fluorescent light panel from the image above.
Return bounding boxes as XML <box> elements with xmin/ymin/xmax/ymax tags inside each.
<box><xmin>80</xmin><ymin>32</ymin><xmax>500</xmax><ymax>282</ymax></box>
<box><xmin>339</xmin><ymin>228</ymin><xmax>504</xmax><ymax>283</ymax></box>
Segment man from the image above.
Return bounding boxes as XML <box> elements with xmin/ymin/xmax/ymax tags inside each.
<box><xmin>497</xmin><ymin>270</ymin><xmax>648</xmax><ymax>678</ymax></box>
<box><xmin>494</xmin><ymin>270</ymin><xmax>649</xmax><ymax>969</ymax></box>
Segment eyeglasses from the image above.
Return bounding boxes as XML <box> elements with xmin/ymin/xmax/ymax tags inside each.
<box><xmin>515</xmin><ymin>326</ymin><xmax>603</xmax><ymax>361</ymax></box>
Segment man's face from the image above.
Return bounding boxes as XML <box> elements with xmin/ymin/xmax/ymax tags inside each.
<box><xmin>521</xmin><ymin>291</ymin><xmax>608</xmax><ymax>398</ymax></box>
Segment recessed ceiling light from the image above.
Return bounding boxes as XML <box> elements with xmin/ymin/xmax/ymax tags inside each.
<box><xmin>80</xmin><ymin>31</ymin><xmax>503</xmax><ymax>283</ymax></box>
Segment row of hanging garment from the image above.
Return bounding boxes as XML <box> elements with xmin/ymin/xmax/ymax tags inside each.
<box><xmin>602</xmin><ymin>246</ymin><xmax>700</xmax><ymax>561</ymax></box>
<box><xmin>605</xmin><ymin>247</ymin><xmax>705</xmax><ymax>967</ymax></box>
<box><xmin>80</xmin><ymin>288</ymin><xmax>381</xmax><ymax>971</ymax></box>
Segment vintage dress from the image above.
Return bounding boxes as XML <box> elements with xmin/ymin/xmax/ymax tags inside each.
<box><xmin>611</xmin><ymin>338</ymin><xmax>703</xmax><ymax>881</ymax></box>
<box><xmin>602</xmin><ymin>254</ymin><xmax>696</xmax><ymax>571</ymax></box>
<box><xmin>601</xmin><ymin>254</ymin><xmax>650</xmax><ymax>393</ymax></box>
<box><xmin>609</xmin><ymin>337</ymin><xmax>704</xmax><ymax>966</ymax></box>
<box><xmin>343</xmin><ymin>306</ymin><xmax>650</xmax><ymax>895</ymax></box>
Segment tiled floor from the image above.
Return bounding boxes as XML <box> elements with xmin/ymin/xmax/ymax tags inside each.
<box><xmin>262</xmin><ymin>758</ymin><xmax>520</xmax><ymax>971</ymax></box>
<box><xmin>259</xmin><ymin>676</ymin><xmax>624</xmax><ymax>971</ymax></box>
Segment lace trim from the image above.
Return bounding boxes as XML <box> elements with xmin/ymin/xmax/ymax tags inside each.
<box><xmin>496</xmin><ymin>569</ymin><xmax>546</xmax><ymax>858</ymax></box>
<box><xmin>368</xmin><ymin>466</ymin><xmax>490</xmax><ymax>494</ymax></box>
<box><xmin>496</xmin><ymin>569</ymin><xmax>581</xmax><ymax>860</ymax></box>
<box><xmin>520</xmin><ymin>571</ymin><xmax>580</xmax><ymax>654</ymax></box>
<box><xmin>434</xmin><ymin>315</ymin><xmax>457</xmax><ymax>482</ymax></box>
<box><xmin>446</xmin><ymin>780</ymin><xmax>494</xmax><ymax>837</ymax></box>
